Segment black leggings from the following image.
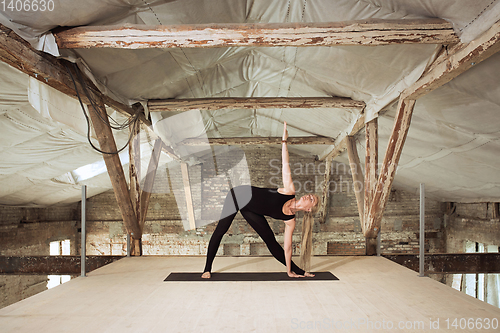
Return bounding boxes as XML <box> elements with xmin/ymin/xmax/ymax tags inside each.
<box><xmin>203</xmin><ymin>191</ymin><xmax>305</xmax><ymax>275</ymax></box>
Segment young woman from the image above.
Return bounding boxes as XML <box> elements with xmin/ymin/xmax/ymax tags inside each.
<box><xmin>202</xmin><ymin>122</ymin><xmax>318</xmax><ymax>278</ymax></box>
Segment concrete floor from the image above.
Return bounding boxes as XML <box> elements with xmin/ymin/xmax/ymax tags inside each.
<box><xmin>1</xmin><ymin>255</ymin><xmax>499</xmax><ymax>332</ymax></box>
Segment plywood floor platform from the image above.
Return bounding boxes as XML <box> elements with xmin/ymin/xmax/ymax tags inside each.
<box><xmin>1</xmin><ymin>256</ymin><xmax>499</xmax><ymax>332</ymax></box>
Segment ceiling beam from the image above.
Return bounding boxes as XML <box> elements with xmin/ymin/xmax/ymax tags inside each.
<box><xmin>53</xmin><ymin>18</ymin><xmax>458</xmax><ymax>49</ymax></box>
<box><xmin>402</xmin><ymin>20</ymin><xmax>500</xmax><ymax>100</ymax></box>
<box><xmin>0</xmin><ymin>24</ymin><xmax>150</xmax><ymax>126</ymax></box>
<box><xmin>179</xmin><ymin>136</ymin><xmax>335</xmax><ymax>146</ymax></box>
<box><xmin>148</xmin><ymin>97</ymin><xmax>365</xmax><ymax>112</ymax></box>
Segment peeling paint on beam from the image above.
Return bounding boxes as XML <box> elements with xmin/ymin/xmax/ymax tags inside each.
<box><xmin>402</xmin><ymin>21</ymin><xmax>500</xmax><ymax>100</ymax></box>
<box><xmin>180</xmin><ymin>136</ymin><xmax>335</xmax><ymax>146</ymax></box>
<box><xmin>148</xmin><ymin>97</ymin><xmax>365</xmax><ymax>112</ymax></box>
<box><xmin>54</xmin><ymin>19</ymin><xmax>459</xmax><ymax>49</ymax></box>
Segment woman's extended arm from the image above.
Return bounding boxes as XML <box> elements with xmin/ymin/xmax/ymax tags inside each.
<box><xmin>284</xmin><ymin>218</ymin><xmax>301</xmax><ymax>277</ymax></box>
<box><xmin>281</xmin><ymin>122</ymin><xmax>295</xmax><ymax>194</ymax></box>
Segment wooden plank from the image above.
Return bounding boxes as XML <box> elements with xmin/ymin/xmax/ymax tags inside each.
<box><xmin>318</xmin><ymin>157</ymin><xmax>332</xmax><ymax>224</ymax></box>
<box><xmin>317</xmin><ymin>115</ymin><xmax>365</xmax><ymax>161</ymax></box>
<box><xmin>139</xmin><ymin>138</ymin><xmax>163</xmax><ymax>229</ymax></box>
<box><xmin>346</xmin><ymin>136</ymin><xmax>364</xmax><ymax>231</ymax></box>
<box><xmin>0</xmin><ymin>24</ymin><xmax>150</xmax><ymax>126</ymax></box>
<box><xmin>384</xmin><ymin>253</ymin><xmax>500</xmax><ymax>274</ymax></box>
<box><xmin>54</xmin><ymin>19</ymin><xmax>458</xmax><ymax>49</ymax></box>
<box><xmin>87</xmin><ymin>96</ymin><xmax>142</xmax><ymax>239</ymax></box>
<box><xmin>365</xmin><ymin>99</ymin><xmax>416</xmax><ymax>240</ymax></box>
<box><xmin>181</xmin><ymin>162</ymin><xmax>196</xmax><ymax>230</ymax></box>
<box><xmin>0</xmin><ymin>256</ymin><xmax>124</xmax><ymax>274</ymax></box>
<box><xmin>402</xmin><ymin>21</ymin><xmax>500</xmax><ymax>101</ymax></box>
<box><xmin>180</xmin><ymin>136</ymin><xmax>335</xmax><ymax>146</ymax></box>
<box><xmin>148</xmin><ymin>97</ymin><xmax>365</xmax><ymax>112</ymax></box>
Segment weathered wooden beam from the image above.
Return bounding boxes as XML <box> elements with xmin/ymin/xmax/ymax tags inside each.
<box><xmin>384</xmin><ymin>253</ymin><xmax>500</xmax><ymax>274</ymax></box>
<box><xmin>181</xmin><ymin>162</ymin><xmax>196</xmax><ymax>230</ymax></box>
<box><xmin>346</xmin><ymin>136</ymin><xmax>365</xmax><ymax>231</ymax></box>
<box><xmin>129</xmin><ymin>120</ymin><xmax>142</xmax><ymax>224</ymax></box>
<box><xmin>317</xmin><ymin>115</ymin><xmax>366</xmax><ymax>161</ymax></box>
<box><xmin>0</xmin><ymin>256</ymin><xmax>124</xmax><ymax>275</ymax></box>
<box><xmin>363</xmin><ymin>119</ymin><xmax>378</xmax><ymax>255</ymax></box>
<box><xmin>365</xmin><ymin>99</ymin><xmax>416</xmax><ymax>240</ymax></box>
<box><xmin>0</xmin><ymin>24</ymin><xmax>150</xmax><ymax>126</ymax></box>
<box><xmin>139</xmin><ymin>138</ymin><xmax>163</xmax><ymax>229</ymax></box>
<box><xmin>402</xmin><ymin>21</ymin><xmax>500</xmax><ymax>100</ymax></box>
<box><xmin>180</xmin><ymin>136</ymin><xmax>335</xmax><ymax>146</ymax></box>
<box><xmin>148</xmin><ymin>97</ymin><xmax>365</xmax><ymax>112</ymax></box>
<box><xmin>128</xmin><ymin>121</ymin><xmax>142</xmax><ymax>256</ymax></box>
<box><xmin>54</xmin><ymin>19</ymin><xmax>458</xmax><ymax>49</ymax></box>
<box><xmin>87</xmin><ymin>96</ymin><xmax>143</xmax><ymax>240</ymax></box>
<box><xmin>318</xmin><ymin>157</ymin><xmax>332</xmax><ymax>224</ymax></box>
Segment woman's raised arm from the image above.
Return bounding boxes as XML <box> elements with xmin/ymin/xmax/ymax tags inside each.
<box><xmin>281</xmin><ymin>122</ymin><xmax>295</xmax><ymax>194</ymax></box>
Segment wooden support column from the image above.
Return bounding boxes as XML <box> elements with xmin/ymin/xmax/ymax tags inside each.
<box><xmin>366</xmin><ymin>99</ymin><xmax>416</xmax><ymax>243</ymax></box>
<box><xmin>87</xmin><ymin>96</ymin><xmax>142</xmax><ymax>240</ymax></box>
<box><xmin>318</xmin><ymin>157</ymin><xmax>332</xmax><ymax>224</ymax></box>
<box><xmin>129</xmin><ymin>120</ymin><xmax>142</xmax><ymax>256</ymax></box>
<box><xmin>181</xmin><ymin>162</ymin><xmax>196</xmax><ymax>230</ymax></box>
<box><xmin>364</xmin><ymin>119</ymin><xmax>378</xmax><ymax>255</ymax></box>
<box><xmin>346</xmin><ymin>136</ymin><xmax>364</xmax><ymax>231</ymax></box>
<box><xmin>140</xmin><ymin>139</ymin><xmax>163</xmax><ymax>229</ymax></box>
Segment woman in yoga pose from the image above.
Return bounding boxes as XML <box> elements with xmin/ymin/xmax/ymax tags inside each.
<box><xmin>202</xmin><ymin>122</ymin><xmax>319</xmax><ymax>278</ymax></box>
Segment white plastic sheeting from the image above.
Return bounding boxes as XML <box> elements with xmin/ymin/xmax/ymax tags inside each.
<box><xmin>0</xmin><ymin>0</ymin><xmax>499</xmax><ymax>205</ymax></box>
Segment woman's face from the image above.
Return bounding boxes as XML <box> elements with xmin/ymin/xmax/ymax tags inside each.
<box><xmin>300</xmin><ymin>194</ymin><xmax>318</xmax><ymax>211</ymax></box>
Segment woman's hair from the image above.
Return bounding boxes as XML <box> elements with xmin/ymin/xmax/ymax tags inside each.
<box><xmin>299</xmin><ymin>194</ymin><xmax>320</xmax><ymax>272</ymax></box>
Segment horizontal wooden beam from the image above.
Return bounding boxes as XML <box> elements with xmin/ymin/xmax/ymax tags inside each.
<box><xmin>402</xmin><ymin>21</ymin><xmax>500</xmax><ymax>100</ymax></box>
<box><xmin>180</xmin><ymin>136</ymin><xmax>335</xmax><ymax>146</ymax></box>
<box><xmin>148</xmin><ymin>97</ymin><xmax>365</xmax><ymax>112</ymax></box>
<box><xmin>0</xmin><ymin>24</ymin><xmax>150</xmax><ymax>126</ymax></box>
<box><xmin>54</xmin><ymin>19</ymin><xmax>458</xmax><ymax>49</ymax></box>
<box><xmin>0</xmin><ymin>256</ymin><xmax>124</xmax><ymax>274</ymax></box>
<box><xmin>384</xmin><ymin>253</ymin><xmax>500</xmax><ymax>274</ymax></box>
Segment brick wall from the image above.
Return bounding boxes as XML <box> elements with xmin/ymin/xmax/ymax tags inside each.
<box><xmin>0</xmin><ymin>145</ymin><xmax>448</xmax><ymax>308</ymax></box>
<box><xmin>0</xmin><ymin>220</ymin><xmax>78</xmax><ymax>308</ymax></box>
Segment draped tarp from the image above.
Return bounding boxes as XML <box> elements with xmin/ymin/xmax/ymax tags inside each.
<box><xmin>0</xmin><ymin>0</ymin><xmax>499</xmax><ymax>205</ymax></box>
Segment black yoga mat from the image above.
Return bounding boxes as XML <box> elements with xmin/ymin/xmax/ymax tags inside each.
<box><xmin>164</xmin><ymin>272</ymin><xmax>338</xmax><ymax>282</ymax></box>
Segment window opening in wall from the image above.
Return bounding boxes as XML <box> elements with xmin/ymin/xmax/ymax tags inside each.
<box><xmin>47</xmin><ymin>240</ymin><xmax>71</xmax><ymax>289</ymax></box>
<box><xmin>452</xmin><ymin>241</ymin><xmax>500</xmax><ymax>308</ymax></box>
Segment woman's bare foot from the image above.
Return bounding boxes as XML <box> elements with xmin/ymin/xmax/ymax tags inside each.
<box><xmin>201</xmin><ymin>272</ymin><xmax>211</xmax><ymax>279</ymax></box>
<box><xmin>288</xmin><ymin>271</ymin><xmax>303</xmax><ymax>278</ymax></box>
<box><xmin>304</xmin><ymin>272</ymin><xmax>315</xmax><ymax>277</ymax></box>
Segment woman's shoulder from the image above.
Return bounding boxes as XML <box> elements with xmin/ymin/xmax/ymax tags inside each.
<box><xmin>277</xmin><ymin>187</ymin><xmax>295</xmax><ymax>196</ymax></box>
